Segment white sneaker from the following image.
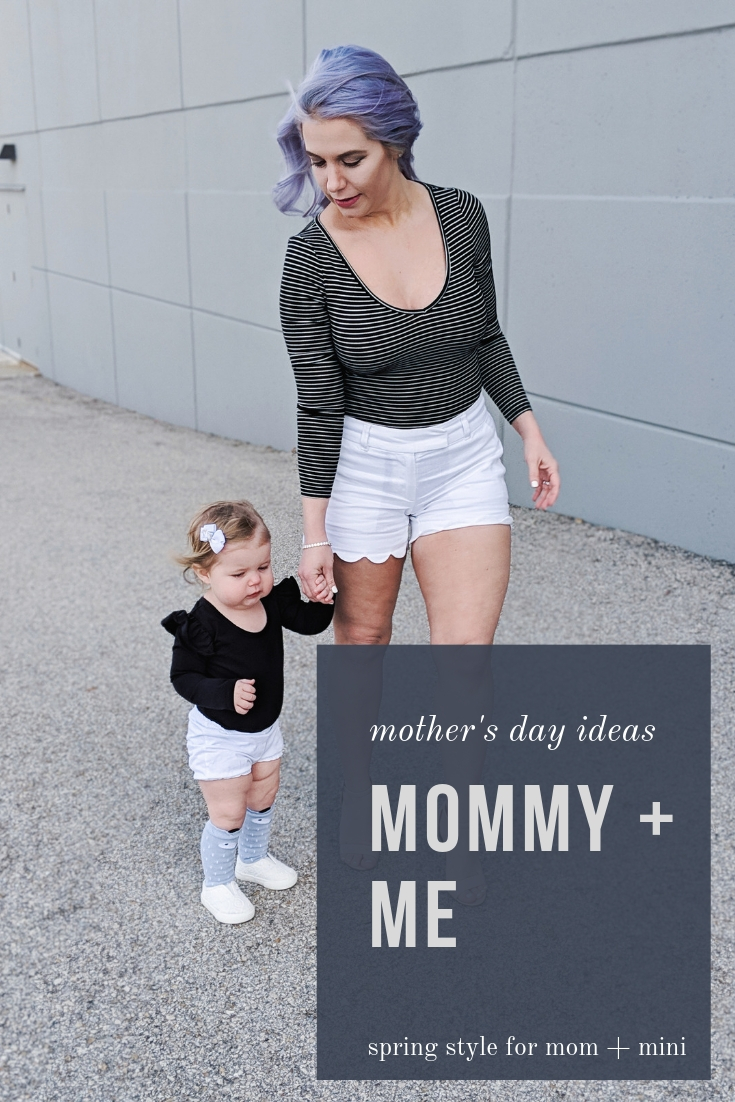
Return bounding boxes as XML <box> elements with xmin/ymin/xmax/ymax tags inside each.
<box><xmin>235</xmin><ymin>852</ymin><xmax>298</xmax><ymax>890</ymax></box>
<box><xmin>201</xmin><ymin>880</ymin><xmax>255</xmax><ymax>924</ymax></box>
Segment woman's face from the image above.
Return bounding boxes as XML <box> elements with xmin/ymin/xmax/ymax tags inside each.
<box><xmin>301</xmin><ymin>115</ymin><xmax>402</xmax><ymax>218</ymax></box>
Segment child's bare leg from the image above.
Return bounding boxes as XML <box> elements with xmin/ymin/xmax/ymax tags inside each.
<box><xmin>197</xmin><ymin>775</ymin><xmax>256</xmax><ymax>920</ymax></box>
<box><xmin>248</xmin><ymin>758</ymin><xmax>280</xmax><ymax>811</ymax></box>
<box><xmin>198</xmin><ymin>759</ymin><xmax>280</xmax><ymax>832</ymax></box>
<box><xmin>234</xmin><ymin>758</ymin><xmax>296</xmax><ymax>889</ymax></box>
<box><xmin>199</xmin><ymin>774</ymin><xmax>253</xmax><ymax>830</ymax></box>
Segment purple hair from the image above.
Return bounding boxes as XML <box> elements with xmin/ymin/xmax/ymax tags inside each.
<box><xmin>272</xmin><ymin>45</ymin><xmax>423</xmax><ymax>218</ymax></box>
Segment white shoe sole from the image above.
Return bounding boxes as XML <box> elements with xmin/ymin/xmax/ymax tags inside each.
<box><xmin>235</xmin><ymin>858</ymin><xmax>298</xmax><ymax>890</ymax></box>
<box><xmin>201</xmin><ymin>894</ymin><xmax>255</xmax><ymax>924</ymax></box>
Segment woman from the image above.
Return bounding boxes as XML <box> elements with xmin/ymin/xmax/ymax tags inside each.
<box><xmin>274</xmin><ymin>45</ymin><xmax>559</xmax><ymax>644</ymax></box>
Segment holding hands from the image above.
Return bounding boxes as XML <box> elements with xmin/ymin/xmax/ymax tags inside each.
<box><xmin>299</xmin><ymin>498</ymin><xmax>338</xmax><ymax>605</ymax></box>
<box><xmin>234</xmin><ymin>678</ymin><xmax>256</xmax><ymax>714</ymax></box>
<box><xmin>298</xmin><ymin>544</ymin><xmax>337</xmax><ymax>605</ymax></box>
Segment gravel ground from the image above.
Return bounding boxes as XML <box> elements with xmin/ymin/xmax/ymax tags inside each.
<box><xmin>0</xmin><ymin>373</ymin><xmax>732</xmax><ymax>1102</ymax></box>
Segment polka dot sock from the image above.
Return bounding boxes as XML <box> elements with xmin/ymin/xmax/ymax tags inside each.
<box><xmin>200</xmin><ymin>820</ymin><xmax>239</xmax><ymax>887</ymax></box>
<box><xmin>237</xmin><ymin>804</ymin><xmax>274</xmax><ymax>865</ymax></box>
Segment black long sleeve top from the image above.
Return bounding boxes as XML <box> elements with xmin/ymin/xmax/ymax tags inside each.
<box><xmin>162</xmin><ymin>577</ymin><xmax>334</xmax><ymax>732</ymax></box>
<box><xmin>279</xmin><ymin>183</ymin><xmax>532</xmax><ymax>498</ymax></box>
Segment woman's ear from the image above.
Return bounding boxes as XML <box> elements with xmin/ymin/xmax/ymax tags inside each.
<box><xmin>382</xmin><ymin>142</ymin><xmax>403</xmax><ymax>164</ymax></box>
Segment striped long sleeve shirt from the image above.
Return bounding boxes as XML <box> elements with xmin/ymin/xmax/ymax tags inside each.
<box><xmin>279</xmin><ymin>183</ymin><xmax>532</xmax><ymax>498</ymax></box>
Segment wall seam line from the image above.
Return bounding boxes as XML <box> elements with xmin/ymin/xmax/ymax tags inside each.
<box><xmin>4</xmin><ymin>19</ymin><xmax>735</xmax><ymax>142</ymax></box>
<box><xmin>36</xmin><ymin>268</ymin><xmax>283</xmax><ymax>333</ymax></box>
<box><xmin>183</xmin><ymin>194</ymin><xmax>199</xmax><ymax>430</ymax></box>
<box><xmin>102</xmin><ymin>191</ymin><xmax>119</xmax><ymax>404</ymax></box>
<box><xmin>0</xmin><ymin>91</ymin><xmax>292</xmax><ymax>140</ymax></box>
<box><xmin>175</xmin><ymin>0</ymin><xmax>186</xmax><ymax>110</ymax></box>
<box><xmin>23</xmin><ymin>0</ymin><xmax>39</xmax><ymax>131</ymax></box>
<box><xmin>302</xmin><ymin>0</ymin><xmax>308</xmax><ymax>76</ymax></box>
<box><xmin>399</xmin><ymin>20</ymin><xmax>735</xmax><ymax>79</ymax></box>
<box><xmin>180</xmin><ymin>36</ymin><xmax>197</xmax><ymax>429</ymax></box>
<box><xmin>90</xmin><ymin>0</ymin><xmax>104</xmax><ymax>121</ymax></box>
<box><xmin>516</xmin><ymin>19</ymin><xmax>735</xmax><ymax>61</ymax></box>
<box><xmin>37</xmin><ymin>192</ymin><xmax>55</xmax><ymax>381</ymax></box>
<box><xmin>25</xmin><ymin>0</ymin><xmax>53</xmax><ymax>379</ymax></box>
<box><xmin>527</xmin><ymin>392</ymin><xmax>735</xmax><ymax>450</ymax></box>
<box><xmin>500</xmin><ymin>0</ymin><xmax>519</xmax><ymax>449</ymax></box>
<box><xmin>513</xmin><ymin>193</ymin><xmax>735</xmax><ymax>205</ymax></box>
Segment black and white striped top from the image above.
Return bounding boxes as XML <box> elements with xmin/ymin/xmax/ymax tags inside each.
<box><xmin>280</xmin><ymin>183</ymin><xmax>531</xmax><ymax>498</ymax></box>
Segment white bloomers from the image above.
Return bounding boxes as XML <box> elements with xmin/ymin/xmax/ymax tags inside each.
<box><xmin>186</xmin><ymin>706</ymin><xmax>284</xmax><ymax>782</ymax></box>
<box><xmin>325</xmin><ymin>393</ymin><xmax>512</xmax><ymax>563</ymax></box>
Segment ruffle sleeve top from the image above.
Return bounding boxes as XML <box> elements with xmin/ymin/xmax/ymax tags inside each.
<box><xmin>162</xmin><ymin>577</ymin><xmax>334</xmax><ymax>733</ymax></box>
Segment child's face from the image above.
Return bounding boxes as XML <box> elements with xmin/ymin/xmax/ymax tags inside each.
<box><xmin>195</xmin><ymin>537</ymin><xmax>274</xmax><ymax>609</ymax></box>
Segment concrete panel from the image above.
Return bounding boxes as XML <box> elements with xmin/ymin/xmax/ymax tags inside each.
<box><xmin>515</xmin><ymin>30</ymin><xmax>735</xmax><ymax>198</ymax></box>
<box><xmin>39</xmin><ymin>125</ymin><xmax>108</xmax><ymax>190</ymax></box>
<box><xmin>0</xmin><ymin>0</ymin><xmax>36</xmax><ymax>133</ymax></box>
<box><xmin>41</xmin><ymin>115</ymin><xmax>186</xmax><ymax>200</ymax></box>
<box><xmin>306</xmin><ymin>0</ymin><xmax>513</xmax><ymax>73</ymax></box>
<box><xmin>0</xmin><ymin>138</ymin><xmax>21</xmax><ymax>192</ymax></box>
<box><xmin>188</xmin><ymin>193</ymin><xmax>294</xmax><ymax>329</ymax></box>
<box><xmin>23</xmin><ymin>142</ymin><xmax>45</xmax><ymax>274</ymax></box>
<box><xmin>28</xmin><ymin>0</ymin><xmax>100</xmax><ymax>129</ymax></box>
<box><xmin>408</xmin><ymin>63</ymin><xmax>514</xmax><ymax>195</ymax></box>
<box><xmin>0</xmin><ymin>187</ymin><xmax>33</xmax><ymax>357</ymax></box>
<box><xmin>193</xmin><ymin>312</ymin><xmax>296</xmax><ymax>450</ymax></box>
<box><xmin>106</xmin><ymin>190</ymin><xmax>189</xmax><ymax>304</ymax></box>
<box><xmin>502</xmin><ymin>396</ymin><xmax>735</xmax><ymax>563</ymax></box>
<box><xmin>185</xmin><ymin>98</ymin><xmax>288</xmax><ymax>193</ymax></box>
<box><xmin>101</xmin><ymin>114</ymin><xmax>187</xmax><ymax>190</ymax></box>
<box><xmin>0</xmin><ymin>133</ymin><xmax>45</xmax><ymax>269</ymax></box>
<box><xmin>95</xmin><ymin>0</ymin><xmax>182</xmax><ymax>118</ymax></box>
<box><xmin>42</xmin><ymin>188</ymin><xmax>108</xmax><ymax>284</ymax></box>
<box><xmin>517</xmin><ymin>0</ymin><xmax>735</xmax><ymax>56</ymax></box>
<box><xmin>179</xmin><ymin>0</ymin><xmax>302</xmax><ymax>107</ymax></box>
<box><xmin>0</xmin><ymin>184</ymin><xmax>51</xmax><ymax>371</ymax></box>
<box><xmin>111</xmin><ymin>291</ymin><xmax>196</xmax><ymax>427</ymax></box>
<box><xmin>47</xmin><ymin>273</ymin><xmax>116</xmax><ymax>401</ymax></box>
<box><xmin>506</xmin><ymin>196</ymin><xmax>735</xmax><ymax>444</ymax></box>
<box><xmin>27</xmin><ymin>269</ymin><xmax>54</xmax><ymax>373</ymax></box>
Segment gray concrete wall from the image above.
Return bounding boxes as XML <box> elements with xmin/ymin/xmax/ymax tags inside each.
<box><xmin>0</xmin><ymin>1</ymin><xmax>733</xmax><ymax>560</ymax></box>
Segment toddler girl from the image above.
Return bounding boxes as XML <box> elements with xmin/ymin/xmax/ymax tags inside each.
<box><xmin>162</xmin><ymin>500</ymin><xmax>334</xmax><ymax>923</ymax></box>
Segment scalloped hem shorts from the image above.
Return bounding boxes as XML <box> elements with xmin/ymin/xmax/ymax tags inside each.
<box><xmin>325</xmin><ymin>394</ymin><xmax>512</xmax><ymax>564</ymax></box>
<box><xmin>186</xmin><ymin>706</ymin><xmax>283</xmax><ymax>781</ymax></box>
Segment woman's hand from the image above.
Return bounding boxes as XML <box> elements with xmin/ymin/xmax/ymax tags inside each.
<box><xmin>299</xmin><ymin>496</ymin><xmax>336</xmax><ymax>603</ymax></box>
<box><xmin>512</xmin><ymin>411</ymin><xmax>560</xmax><ymax>510</ymax></box>
<box><xmin>298</xmin><ymin>545</ymin><xmax>336</xmax><ymax>603</ymax></box>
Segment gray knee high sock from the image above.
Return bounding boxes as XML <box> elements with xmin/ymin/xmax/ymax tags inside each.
<box><xmin>238</xmin><ymin>805</ymin><xmax>274</xmax><ymax>865</ymax></box>
<box><xmin>200</xmin><ymin>820</ymin><xmax>239</xmax><ymax>886</ymax></box>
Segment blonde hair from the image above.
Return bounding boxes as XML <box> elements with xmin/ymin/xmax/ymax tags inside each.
<box><xmin>176</xmin><ymin>500</ymin><xmax>271</xmax><ymax>582</ymax></box>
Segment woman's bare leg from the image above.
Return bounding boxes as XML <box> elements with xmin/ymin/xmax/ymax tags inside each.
<box><xmin>330</xmin><ymin>554</ymin><xmax>404</xmax><ymax>866</ymax></box>
<box><xmin>333</xmin><ymin>554</ymin><xmax>405</xmax><ymax>644</ymax></box>
<box><xmin>411</xmin><ymin>524</ymin><xmax>510</xmax><ymax>901</ymax></box>
<box><xmin>410</xmin><ymin>524</ymin><xmax>511</xmax><ymax>644</ymax></box>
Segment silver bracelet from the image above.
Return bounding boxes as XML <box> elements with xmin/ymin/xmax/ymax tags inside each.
<box><xmin>302</xmin><ymin>540</ymin><xmax>331</xmax><ymax>549</ymax></box>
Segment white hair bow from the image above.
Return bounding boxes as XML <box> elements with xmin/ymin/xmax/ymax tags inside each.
<box><xmin>200</xmin><ymin>524</ymin><xmax>226</xmax><ymax>554</ymax></box>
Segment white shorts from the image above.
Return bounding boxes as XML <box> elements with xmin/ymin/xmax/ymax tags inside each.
<box><xmin>325</xmin><ymin>394</ymin><xmax>512</xmax><ymax>563</ymax></box>
<box><xmin>186</xmin><ymin>706</ymin><xmax>284</xmax><ymax>782</ymax></box>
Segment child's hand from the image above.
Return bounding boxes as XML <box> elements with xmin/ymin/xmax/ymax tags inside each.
<box><xmin>234</xmin><ymin>678</ymin><xmax>256</xmax><ymax>714</ymax></box>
